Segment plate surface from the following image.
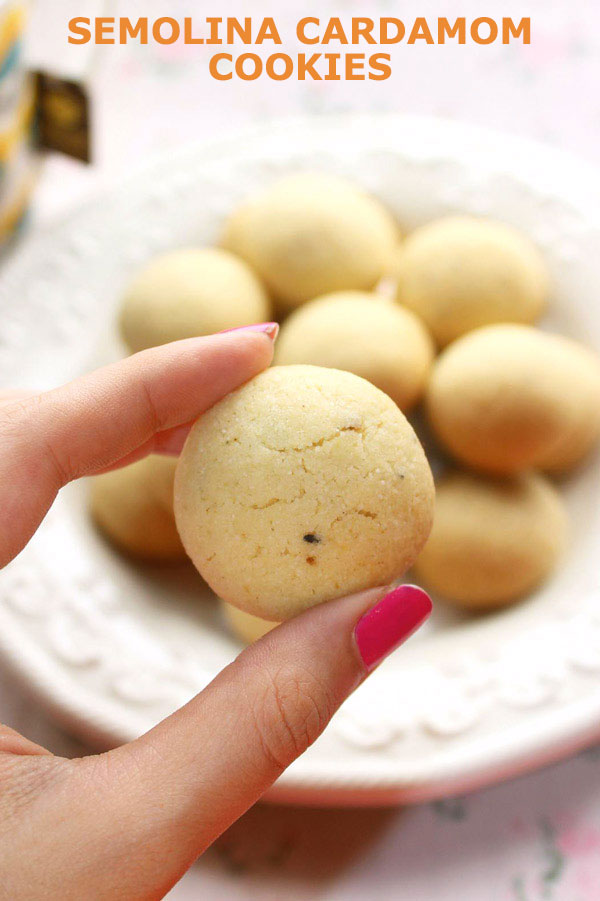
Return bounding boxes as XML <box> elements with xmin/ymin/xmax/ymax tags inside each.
<box><xmin>1</xmin><ymin>115</ymin><xmax>600</xmax><ymax>806</ymax></box>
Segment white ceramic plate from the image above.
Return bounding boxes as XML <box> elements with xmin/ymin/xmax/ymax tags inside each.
<box><xmin>1</xmin><ymin>115</ymin><xmax>600</xmax><ymax>806</ymax></box>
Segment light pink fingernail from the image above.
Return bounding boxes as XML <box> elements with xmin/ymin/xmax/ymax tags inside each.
<box><xmin>354</xmin><ymin>585</ymin><xmax>432</xmax><ymax>672</ymax></box>
<box><xmin>221</xmin><ymin>322</ymin><xmax>279</xmax><ymax>340</ymax></box>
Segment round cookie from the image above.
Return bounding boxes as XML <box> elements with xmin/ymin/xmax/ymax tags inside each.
<box><xmin>426</xmin><ymin>324</ymin><xmax>600</xmax><ymax>475</ymax></box>
<box><xmin>174</xmin><ymin>365</ymin><xmax>434</xmax><ymax>621</ymax></box>
<box><xmin>221</xmin><ymin>173</ymin><xmax>398</xmax><ymax>311</ymax></box>
<box><xmin>90</xmin><ymin>454</ymin><xmax>186</xmax><ymax>561</ymax></box>
<box><xmin>393</xmin><ymin>216</ymin><xmax>548</xmax><ymax>346</ymax></box>
<box><xmin>413</xmin><ymin>470</ymin><xmax>568</xmax><ymax>609</ymax></box>
<box><xmin>275</xmin><ymin>291</ymin><xmax>434</xmax><ymax>411</ymax></box>
<box><xmin>120</xmin><ymin>247</ymin><xmax>270</xmax><ymax>353</ymax></box>
<box><xmin>221</xmin><ymin>601</ymin><xmax>277</xmax><ymax>644</ymax></box>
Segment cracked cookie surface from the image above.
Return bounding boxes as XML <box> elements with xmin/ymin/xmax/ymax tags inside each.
<box><xmin>174</xmin><ymin>365</ymin><xmax>435</xmax><ymax>620</ymax></box>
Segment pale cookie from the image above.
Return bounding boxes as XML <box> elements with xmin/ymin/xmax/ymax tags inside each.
<box><xmin>413</xmin><ymin>470</ymin><xmax>568</xmax><ymax>608</ymax></box>
<box><xmin>427</xmin><ymin>324</ymin><xmax>600</xmax><ymax>474</ymax></box>
<box><xmin>221</xmin><ymin>173</ymin><xmax>398</xmax><ymax>311</ymax></box>
<box><xmin>174</xmin><ymin>365</ymin><xmax>434</xmax><ymax>620</ymax></box>
<box><xmin>221</xmin><ymin>601</ymin><xmax>277</xmax><ymax>644</ymax></box>
<box><xmin>393</xmin><ymin>216</ymin><xmax>548</xmax><ymax>346</ymax></box>
<box><xmin>90</xmin><ymin>455</ymin><xmax>186</xmax><ymax>561</ymax></box>
<box><xmin>275</xmin><ymin>291</ymin><xmax>434</xmax><ymax>411</ymax></box>
<box><xmin>120</xmin><ymin>247</ymin><xmax>270</xmax><ymax>352</ymax></box>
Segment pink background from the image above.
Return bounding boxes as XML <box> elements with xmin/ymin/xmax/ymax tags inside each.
<box><xmin>3</xmin><ymin>1</ymin><xmax>600</xmax><ymax>898</ymax></box>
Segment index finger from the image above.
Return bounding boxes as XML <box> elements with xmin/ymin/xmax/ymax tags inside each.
<box><xmin>0</xmin><ymin>324</ymin><xmax>277</xmax><ymax>566</ymax></box>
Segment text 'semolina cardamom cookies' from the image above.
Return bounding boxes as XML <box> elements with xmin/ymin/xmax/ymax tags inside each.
<box><xmin>393</xmin><ymin>216</ymin><xmax>548</xmax><ymax>346</ymax></box>
<box><xmin>90</xmin><ymin>454</ymin><xmax>186</xmax><ymax>561</ymax></box>
<box><xmin>120</xmin><ymin>247</ymin><xmax>270</xmax><ymax>353</ymax></box>
<box><xmin>275</xmin><ymin>291</ymin><xmax>434</xmax><ymax>411</ymax></box>
<box><xmin>427</xmin><ymin>324</ymin><xmax>600</xmax><ymax>474</ymax></box>
<box><xmin>413</xmin><ymin>470</ymin><xmax>568</xmax><ymax>609</ymax></box>
<box><xmin>174</xmin><ymin>365</ymin><xmax>435</xmax><ymax>621</ymax></box>
<box><xmin>221</xmin><ymin>173</ymin><xmax>399</xmax><ymax>311</ymax></box>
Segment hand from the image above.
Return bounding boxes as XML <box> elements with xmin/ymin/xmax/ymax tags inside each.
<box><xmin>0</xmin><ymin>326</ymin><xmax>431</xmax><ymax>900</ymax></box>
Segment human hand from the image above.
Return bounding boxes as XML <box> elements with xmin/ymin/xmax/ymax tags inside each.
<box><xmin>0</xmin><ymin>325</ymin><xmax>431</xmax><ymax>900</ymax></box>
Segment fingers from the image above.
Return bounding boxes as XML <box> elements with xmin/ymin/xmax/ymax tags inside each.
<box><xmin>0</xmin><ymin>328</ymin><xmax>275</xmax><ymax>566</ymax></box>
<box><xmin>11</xmin><ymin>327</ymin><xmax>276</xmax><ymax>480</ymax></box>
<box><xmin>62</xmin><ymin>585</ymin><xmax>431</xmax><ymax>899</ymax></box>
<box><xmin>0</xmin><ymin>390</ymin><xmax>33</xmax><ymax>407</ymax></box>
<box><xmin>94</xmin><ymin>422</ymin><xmax>201</xmax><ymax>471</ymax></box>
<box><xmin>0</xmin><ymin>586</ymin><xmax>430</xmax><ymax>899</ymax></box>
<box><xmin>0</xmin><ymin>723</ymin><xmax>53</xmax><ymax>757</ymax></box>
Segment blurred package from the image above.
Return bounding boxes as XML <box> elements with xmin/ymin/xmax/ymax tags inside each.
<box><xmin>0</xmin><ymin>1</ymin><xmax>36</xmax><ymax>243</ymax></box>
<box><xmin>0</xmin><ymin>0</ymin><xmax>97</xmax><ymax>247</ymax></box>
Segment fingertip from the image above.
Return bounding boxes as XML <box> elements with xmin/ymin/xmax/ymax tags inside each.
<box><xmin>219</xmin><ymin>322</ymin><xmax>279</xmax><ymax>341</ymax></box>
<box><xmin>213</xmin><ymin>323</ymin><xmax>278</xmax><ymax>368</ymax></box>
<box><xmin>354</xmin><ymin>584</ymin><xmax>432</xmax><ymax>672</ymax></box>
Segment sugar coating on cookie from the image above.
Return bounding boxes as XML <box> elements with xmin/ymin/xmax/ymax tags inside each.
<box><xmin>393</xmin><ymin>216</ymin><xmax>548</xmax><ymax>347</ymax></box>
<box><xmin>174</xmin><ymin>365</ymin><xmax>434</xmax><ymax>621</ymax></box>
<box><xmin>221</xmin><ymin>173</ymin><xmax>399</xmax><ymax>311</ymax></box>
<box><xmin>90</xmin><ymin>454</ymin><xmax>186</xmax><ymax>561</ymax></box>
<box><xmin>221</xmin><ymin>601</ymin><xmax>277</xmax><ymax>644</ymax></box>
<box><xmin>120</xmin><ymin>247</ymin><xmax>270</xmax><ymax>353</ymax></box>
<box><xmin>427</xmin><ymin>324</ymin><xmax>600</xmax><ymax>475</ymax></box>
<box><xmin>275</xmin><ymin>291</ymin><xmax>434</xmax><ymax>411</ymax></box>
<box><xmin>413</xmin><ymin>470</ymin><xmax>568</xmax><ymax>608</ymax></box>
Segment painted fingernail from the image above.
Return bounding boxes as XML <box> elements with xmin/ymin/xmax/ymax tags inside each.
<box><xmin>221</xmin><ymin>322</ymin><xmax>279</xmax><ymax>340</ymax></box>
<box><xmin>354</xmin><ymin>585</ymin><xmax>432</xmax><ymax>672</ymax></box>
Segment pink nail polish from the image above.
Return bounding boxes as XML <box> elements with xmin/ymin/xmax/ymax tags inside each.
<box><xmin>221</xmin><ymin>322</ymin><xmax>279</xmax><ymax>340</ymax></box>
<box><xmin>354</xmin><ymin>585</ymin><xmax>432</xmax><ymax>672</ymax></box>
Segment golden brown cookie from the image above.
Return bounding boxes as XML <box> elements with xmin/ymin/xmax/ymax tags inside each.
<box><xmin>413</xmin><ymin>469</ymin><xmax>568</xmax><ymax>609</ymax></box>
<box><xmin>275</xmin><ymin>291</ymin><xmax>434</xmax><ymax>411</ymax></box>
<box><xmin>175</xmin><ymin>365</ymin><xmax>434</xmax><ymax>620</ymax></box>
<box><xmin>120</xmin><ymin>247</ymin><xmax>270</xmax><ymax>352</ymax></box>
<box><xmin>221</xmin><ymin>174</ymin><xmax>398</xmax><ymax>311</ymax></box>
<box><xmin>90</xmin><ymin>455</ymin><xmax>186</xmax><ymax>561</ymax></box>
<box><xmin>393</xmin><ymin>216</ymin><xmax>548</xmax><ymax>346</ymax></box>
<box><xmin>221</xmin><ymin>601</ymin><xmax>277</xmax><ymax>644</ymax></box>
<box><xmin>427</xmin><ymin>324</ymin><xmax>600</xmax><ymax>474</ymax></box>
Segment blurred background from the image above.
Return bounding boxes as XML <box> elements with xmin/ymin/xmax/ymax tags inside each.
<box><xmin>25</xmin><ymin>0</ymin><xmax>600</xmax><ymax>226</ymax></box>
<box><xmin>2</xmin><ymin>1</ymin><xmax>600</xmax><ymax>898</ymax></box>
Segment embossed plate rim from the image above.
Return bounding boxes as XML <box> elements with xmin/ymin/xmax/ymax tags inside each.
<box><xmin>0</xmin><ymin>114</ymin><xmax>599</xmax><ymax>805</ymax></box>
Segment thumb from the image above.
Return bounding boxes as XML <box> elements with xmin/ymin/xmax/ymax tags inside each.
<box><xmin>1</xmin><ymin>586</ymin><xmax>431</xmax><ymax>899</ymax></box>
<box><xmin>61</xmin><ymin>584</ymin><xmax>431</xmax><ymax>899</ymax></box>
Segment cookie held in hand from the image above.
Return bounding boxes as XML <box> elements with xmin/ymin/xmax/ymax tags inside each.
<box><xmin>175</xmin><ymin>365</ymin><xmax>434</xmax><ymax>620</ymax></box>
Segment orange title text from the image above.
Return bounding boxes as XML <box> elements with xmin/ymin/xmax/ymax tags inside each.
<box><xmin>68</xmin><ymin>16</ymin><xmax>531</xmax><ymax>81</ymax></box>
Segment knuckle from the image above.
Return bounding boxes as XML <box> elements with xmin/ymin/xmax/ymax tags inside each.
<box><xmin>250</xmin><ymin>664</ymin><xmax>335</xmax><ymax>771</ymax></box>
<box><xmin>0</xmin><ymin>754</ymin><xmax>70</xmax><ymax>823</ymax></box>
<box><xmin>43</xmin><ymin>437</ymin><xmax>76</xmax><ymax>486</ymax></box>
<box><xmin>138</xmin><ymin>372</ymin><xmax>163</xmax><ymax>435</ymax></box>
<box><xmin>0</xmin><ymin>394</ymin><xmax>39</xmax><ymax>440</ymax></box>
